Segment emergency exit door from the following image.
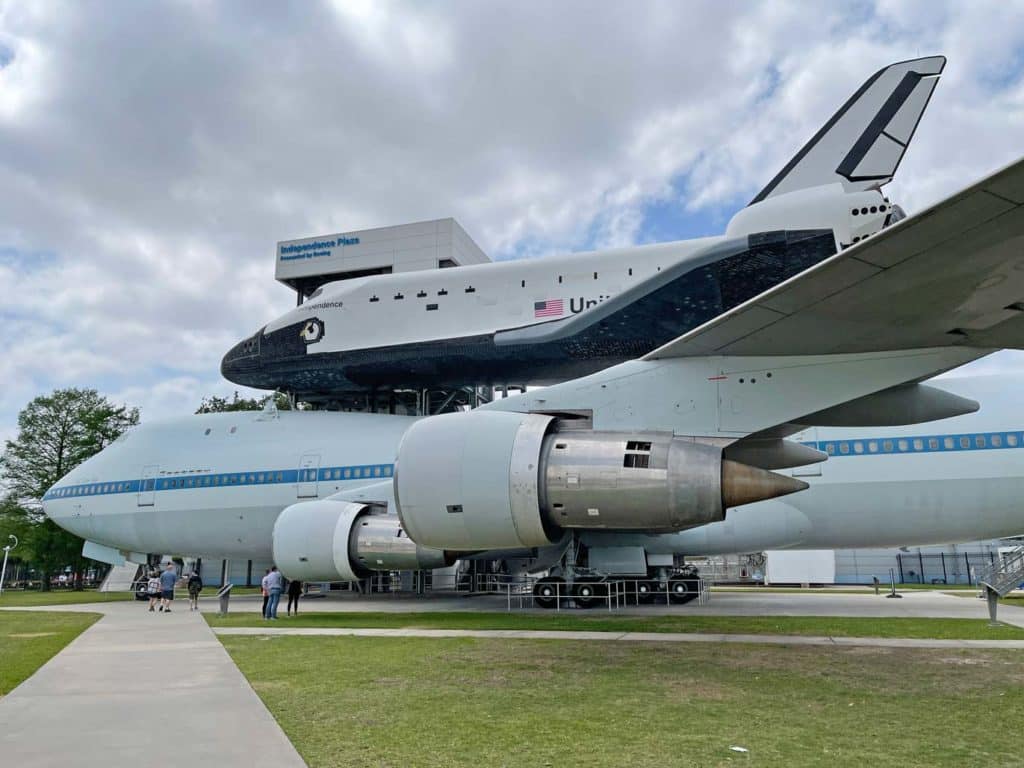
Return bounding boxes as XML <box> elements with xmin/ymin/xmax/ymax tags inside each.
<box><xmin>297</xmin><ymin>453</ymin><xmax>320</xmax><ymax>498</ymax></box>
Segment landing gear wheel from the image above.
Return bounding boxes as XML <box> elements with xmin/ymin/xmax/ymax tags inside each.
<box><xmin>533</xmin><ymin>577</ymin><xmax>565</xmax><ymax>609</ymax></box>
<box><xmin>573</xmin><ymin>577</ymin><xmax>606</xmax><ymax>609</ymax></box>
<box><xmin>669</xmin><ymin>578</ymin><xmax>699</xmax><ymax>605</ymax></box>
<box><xmin>635</xmin><ymin>580</ymin><xmax>658</xmax><ymax>604</ymax></box>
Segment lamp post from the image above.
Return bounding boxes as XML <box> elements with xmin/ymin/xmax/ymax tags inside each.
<box><xmin>0</xmin><ymin>535</ymin><xmax>18</xmax><ymax>595</ymax></box>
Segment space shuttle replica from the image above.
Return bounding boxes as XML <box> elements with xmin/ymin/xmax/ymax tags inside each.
<box><xmin>43</xmin><ymin>56</ymin><xmax>1024</xmax><ymax>603</ymax></box>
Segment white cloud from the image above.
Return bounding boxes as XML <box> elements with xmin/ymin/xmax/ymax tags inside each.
<box><xmin>0</xmin><ymin>0</ymin><xmax>1023</xmax><ymax>441</ymax></box>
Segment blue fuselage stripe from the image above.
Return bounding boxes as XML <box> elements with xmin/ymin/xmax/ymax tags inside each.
<box><xmin>44</xmin><ymin>463</ymin><xmax>395</xmax><ymax>501</ymax></box>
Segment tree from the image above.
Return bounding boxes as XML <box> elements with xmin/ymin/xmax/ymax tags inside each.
<box><xmin>195</xmin><ymin>390</ymin><xmax>292</xmax><ymax>414</ymax></box>
<box><xmin>1</xmin><ymin>388</ymin><xmax>139</xmax><ymax>590</ymax></box>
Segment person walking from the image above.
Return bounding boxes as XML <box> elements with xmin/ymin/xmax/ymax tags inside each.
<box><xmin>260</xmin><ymin>569</ymin><xmax>270</xmax><ymax>619</ymax></box>
<box><xmin>286</xmin><ymin>578</ymin><xmax>303</xmax><ymax>616</ymax></box>
<box><xmin>262</xmin><ymin>566</ymin><xmax>284</xmax><ymax>620</ymax></box>
<box><xmin>146</xmin><ymin>571</ymin><xmax>161</xmax><ymax>612</ymax></box>
<box><xmin>159</xmin><ymin>562</ymin><xmax>177</xmax><ymax>613</ymax></box>
<box><xmin>187</xmin><ymin>571</ymin><xmax>203</xmax><ymax>612</ymax></box>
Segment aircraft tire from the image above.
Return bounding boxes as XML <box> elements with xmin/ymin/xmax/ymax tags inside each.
<box><xmin>668</xmin><ymin>577</ymin><xmax>699</xmax><ymax>605</ymax></box>
<box><xmin>533</xmin><ymin>577</ymin><xmax>565</xmax><ymax>609</ymax></box>
<box><xmin>573</xmin><ymin>577</ymin><xmax>606</xmax><ymax>609</ymax></box>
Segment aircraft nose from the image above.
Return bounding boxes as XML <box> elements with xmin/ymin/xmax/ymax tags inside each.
<box><xmin>221</xmin><ymin>328</ymin><xmax>264</xmax><ymax>384</ymax></box>
<box><xmin>221</xmin><ymin>322</ymin><xmax>316</xmax><ymax>389</ymax></box>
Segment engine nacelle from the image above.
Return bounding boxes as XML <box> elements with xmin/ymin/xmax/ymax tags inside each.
<box><xmin>273</xmin><ymin>498</ymin><xmax>450</xmax><ymax>582</ymax></box>
<box><xmin>395</xmin><ymin>411</ymin><xmax>808</xmax><ymax>551</ymax></box>
<box><xmin>726</xmin><ymin>182</ymin><xmax>901</xmax><ymax>249</ymax></box>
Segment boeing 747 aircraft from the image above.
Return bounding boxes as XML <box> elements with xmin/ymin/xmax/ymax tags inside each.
<box><xmin>222</xmin><ymin>57</ymin><xmax>945</xmax><ymax>397</ymax></box>
<box><xmin>41</xmin><ymin>56</ymin><xmax>1024</xmax><ymax>603</ymax></box>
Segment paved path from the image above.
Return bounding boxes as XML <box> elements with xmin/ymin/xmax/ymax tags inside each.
<box><xmin>0</xmin><ymin>601</ymin><xmax>306</xmax><ymax>768</ymax></box>
<box><xmin>212</xmin><ymin>625</ymin><xmax>1024</xmax><ymax>649</ymax></box>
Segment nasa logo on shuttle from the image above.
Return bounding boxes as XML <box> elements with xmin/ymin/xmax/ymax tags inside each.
<box><xmin>299</xmin><ymin>318</ymin><xmax>325</xmax><ymax>345</ymax></box>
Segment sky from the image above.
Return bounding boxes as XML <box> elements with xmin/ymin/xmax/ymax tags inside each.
<box><xmin>1</xmin><ymin>0</ymin><xmax>1023</xmax><ymax>444</ymax></box>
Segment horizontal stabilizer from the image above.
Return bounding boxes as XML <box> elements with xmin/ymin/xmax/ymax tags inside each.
<box><xmin>751</xmin><ymin>56</ymin><xmax>945</xmax><ymax>204</ymax></box>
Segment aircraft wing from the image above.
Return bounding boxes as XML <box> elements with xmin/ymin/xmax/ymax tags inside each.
<box><xmin>645</xmin><ymin>157</ymin><xmax>1024</xmax><ymax>359</ymax></box>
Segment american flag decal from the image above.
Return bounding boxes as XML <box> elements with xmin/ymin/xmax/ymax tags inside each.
<box><xmin>534</xmin><ymin>298</ymin><xmax>564</xmax><ymax>318</ymax></box>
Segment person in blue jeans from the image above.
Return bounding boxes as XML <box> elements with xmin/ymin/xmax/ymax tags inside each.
<box><xmin>261</xmin><ymin>566</ymin><xmax>284</xmax><ymax>620</ymax></box>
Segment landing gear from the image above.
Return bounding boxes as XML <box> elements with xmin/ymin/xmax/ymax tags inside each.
<box><xmin>572</xmin><ymin>577</ymin><xmax>606</xmax><ymax>609</ymax></box>
<box><xmin>668</xmin><ymin>577</ymin><xmax>699</xmax><ymax>605</ymax></box>
<box><xmin>634</xmin><ymin>580</ymin><xmax>658</xmax><ymax>604</ymax></box>
<box><xmin>533</xmin><ymin>577</ymin><xmax>566</xmax><ymax>609</ymax></box>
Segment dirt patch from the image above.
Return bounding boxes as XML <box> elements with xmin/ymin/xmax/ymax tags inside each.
<box><xmin>6</xmin><ymin>632</ymin><xmax>57</xmax><ymax>639</ymax></box>
<box><xmin>662</xmin><ymin>678</ymin><xmax>733</xmax><ymax>702</ymax></box>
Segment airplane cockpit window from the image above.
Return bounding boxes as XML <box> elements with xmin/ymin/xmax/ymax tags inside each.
<box><xmin>309</xmin><ymin>287</ymin><xmax>324</xmax><ymax>299</ymax></box>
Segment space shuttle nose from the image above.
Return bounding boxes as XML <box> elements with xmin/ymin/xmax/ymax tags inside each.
<box><xmin>221</xmin><ymin>329</ymin><xmax>264</xmax><ymax>384</ymax></box>
<box><xmin>721</xmin><ymin>459</ymin><xmax>809</xmax><ymax>508</ymax></box>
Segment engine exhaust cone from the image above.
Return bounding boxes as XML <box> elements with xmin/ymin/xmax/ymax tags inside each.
<box><xmin>721</xmin><ymin>459</ymin><xmax>809</xmax><ymax>508</ymax></box>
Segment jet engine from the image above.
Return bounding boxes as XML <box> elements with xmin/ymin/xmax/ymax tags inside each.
<box><xmin>394</xmin><ymin>411</ymin><xmax>808</xmax><ymax>551</ymax></box>
<box><xmin>273</xmin><ymin>498</ymin><xmax>451</xmax><ymax>582</ymax></box>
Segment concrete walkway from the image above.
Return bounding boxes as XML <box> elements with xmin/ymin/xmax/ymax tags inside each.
<box><xmin>0</xmin><ymin>601</ymin><xmax>306</xmax><ymax>768</ymax></box>
<box><xmin>212</xmin><ymin>624</ymin><xmax>1024</xmax><ymax>649</ymax></box>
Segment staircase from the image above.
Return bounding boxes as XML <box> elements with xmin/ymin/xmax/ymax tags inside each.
<box><xmin>100</xmin><ymin>563</ymin><xmax>143</xmax><ymax>593</ymax></box>
<box><xmin>975</xmin><ymin>546</ymin><xmax>1024</xmax><ymax>624</ymax></box>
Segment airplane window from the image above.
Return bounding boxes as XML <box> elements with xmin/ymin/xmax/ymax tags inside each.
<box><xmin>992</xmin><ymin>434</ymin><xmax>1003</xmax><ymax>448</ymax></box>
<box><xmin>309</xmin><ymin>287</ymin><xmax>324</xmax><ymax>299</ymax></box>
<box><xmin>593</xmin><ymin>272</ymin><xmax>598</xmax><ymax>280</ymax></box>
<box><xmin>229</xmin><ymin>426</ymin><xmax>237</xmax><ymax>434</ymax></box>
<box><xmin>394</xmin><ymin>293</ymin><xmax>404</xmax><ymax>300</ymax></box>
<box><xmin>913</xmin><ymin>439</ymin><xmax>923</xmax><ymax>451</ymax></box>
<box><xmin>628</xmin><ymin>268</ymin><xmax>633</xmax><ymax>276</ymax></box>
<box><xmin>898</xmin><ymin>440</ymin><xmax>908</xmax><ymax>451</ymax></box>
<box><xmin>1008</xmin><ymin>434</ymin><xmax>1018</xmax><ymax>447</ymax></box>
<box><xmin>944</xmin><ymin>437</ymin><xmax>954</xmax><ymax>450</ymax></box>
<box><xmin>384</xmin><ymin>466</ymin><xmax>392</xmax><ymax>476</ymax></box>
<box><xmin>373</xmin><ymin>466</ymin><xmax>381</xmax><ymax>476</ymax></box>
<box><xmin>960</xmin><ymin>436</ymin><xmax>970</xmax><ymax>449</ymax></box>
<box><xmin>186</xmin><ymin>479</ymin><xmax>194</xmax><ymax>487</ymax></box>
<box><xmin>369</xmin><ymin>295</ymin><xmax>379</xmax><ymax>302</ymax></box>
<box><xmin>883</xmin><ymin>441</ymin><xmax>894</xmax><ymax>452</ymax></box>
<box><xmin>928</xmin><ymin>438</ymin><xmax>939</xmax><ymax>450</ymax></box>
<box><xmin>464</xmin><ymin>286</ymin><xmax>475</xmax><ymax>293</ymax></box>
<box><xmin>839</xmin><ymin>443</ymin><xmax>849</xmax><ymax>454</ymax></box>
<box><xmin>204</xmin><ymin>428</ymin><xmax>211</xmax><ymax>436</ymax></box>
<box><xmin>824</xmin><ymin>443</ymin><xmax>835</xmax><ymax>455</ymax></box>
<box><xmin>521</xmin><ymin>280</ymin><xmax>526</xmax><ymax>288</ymax></box>
<box><xmin>853</xmin><ymin>442</ymin><xmax>863</xmax><ymax>454</ymax></box>
<box><xmin>868</xmin><ymin>441</ymin><xmax>878</xmax><ymax>453</ymax></box>
<box><xmin>438</xmin><ymin>289</ymin><xmax>448</xmax><ymax>296</ymax></box>
<box><xmin>976</xmin><ymin>435</ymin><xmax>986</xmax><ymax>448</ymax></box>
<box><xmin>417</xmin><ymin>291</ymin><xmax>427</xmax><ymax>298</ymax></box>
<box><xmin>344</xmin><ymin>469</ymin><xmax>351</xmax><ymax>478</ymax></box>
<box><xmin>249</xmin><ymin>474</ymin><xmax>256</xmax><ymax>483</ymax></box>
<box><xmin>558</xmin><ymin>276</ymin><xmax>563</xmax><ymax>284</ymax></box>
<box><xmin>276</xmin><ymin>472</ymin><xmax>283</xmax><ymax>481</ymax></box>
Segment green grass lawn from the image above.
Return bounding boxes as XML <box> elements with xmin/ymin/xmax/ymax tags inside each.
<box><xmin>222</xmin><ymin>635</ymin><xmax>1024</xmax><ymax>767</ymax></box>
<box><xmin>0</xmin><ymin>589</ymin><xmax>133</xmax><ymax>607</ymax></box>
<box><xmin>205</xmin><ymin>610</ymin><xmax>1024</xmax><ymax>639</ymax></box>
<box><xmin>0</xmin><ymin>611</ymin><xmax>100</xmax><ymax>696</ymax></box>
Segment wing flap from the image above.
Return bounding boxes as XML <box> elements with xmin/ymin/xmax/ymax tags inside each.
<box><xmin>647</xmin><ymin>157</ymin><xmax>1024</xmax><ymax>359</ymax></box>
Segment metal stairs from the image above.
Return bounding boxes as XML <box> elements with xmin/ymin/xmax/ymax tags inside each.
<box><xmin>976</xmin><ymin>546</ymin><xmax>1024</xmax><ymax>624</ymax></box>
<box><xmin>99</xmin><ymin>562</ymin><xmax>143</xmax><ymax>593</ymax></box>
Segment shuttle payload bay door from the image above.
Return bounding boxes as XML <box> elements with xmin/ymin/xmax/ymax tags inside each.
<box><xmin>297</xmin><ymin>453</ymin><xmax>320</xmax><ymax>498</ymax></box>
<box><xmin>138</xmin><ymin>465</ymin><xmax>159</xmax><ymax>506</ymax></box>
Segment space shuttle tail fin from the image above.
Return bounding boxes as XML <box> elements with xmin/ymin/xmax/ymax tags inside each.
<box><xmin>749</xmin><ymin>56</ymin><xmax>945</xmax><ymax>205</ymax></box>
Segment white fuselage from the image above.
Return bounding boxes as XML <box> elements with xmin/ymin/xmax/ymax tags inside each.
<box><xmin>43</xmin><ymin>375</ymin><xmax>1024</xmax><ymax>561</ymax></box>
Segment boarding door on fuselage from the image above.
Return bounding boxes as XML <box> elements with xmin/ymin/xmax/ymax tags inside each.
<box><xmin>791</xmin><ymin>428</ymin><xmax>822</xmax><ymax>478</ymax></box>
<box><xmin>138</xmin><ymin>465</ymin><xmax>159</xmax><ymax>506</ymax></box>
<box><xmin>297</xmin><ymin>453</ymin><xmax>320</xmax><ymax>498</ymax></box>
